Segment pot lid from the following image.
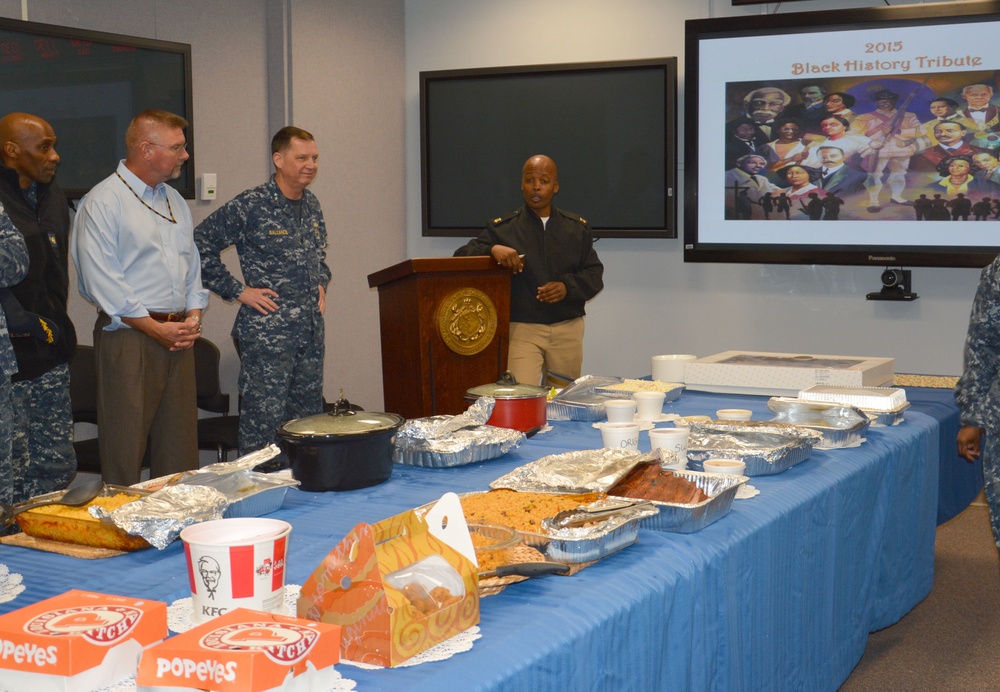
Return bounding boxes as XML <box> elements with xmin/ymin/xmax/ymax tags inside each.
<box><xmin>279</xmin><ymin>397</ymin><xmax>403</xmax><ymax>438</ymax></box>
<box><xmin>467</xmin><ymin>371</ymin><xmax>548</xmax><ymax>400</ymax></box>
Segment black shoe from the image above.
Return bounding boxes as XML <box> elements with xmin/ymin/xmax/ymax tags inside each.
<box><xmin>867</xmin><ymin>205</ymin><xmax>881</xmax><ymax>213</ymax></box>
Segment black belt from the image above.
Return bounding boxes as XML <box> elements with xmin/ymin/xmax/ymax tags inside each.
<box><xmin>148</xmin><ymin>311</ymin><xmax>186</xmax><ymax>323</ymax></box>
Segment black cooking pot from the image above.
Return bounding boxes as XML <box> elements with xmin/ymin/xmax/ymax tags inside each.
<box><xmin>276</xmin><ymin>398</ymin><xmax>404</xmax><ymax>492</ymax></box>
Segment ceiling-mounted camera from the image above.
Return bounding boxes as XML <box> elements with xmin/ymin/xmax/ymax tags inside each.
<box><xmin>867</xmin><ymin>267</ymin><xmax>918</xmax><ymax>301</ymax></box>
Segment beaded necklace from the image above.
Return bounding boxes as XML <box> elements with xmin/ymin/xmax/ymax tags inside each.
<box><xmin>115</xmin><ymin>171</ymin><xmax>176</xmax><ymax>224</ymax></box>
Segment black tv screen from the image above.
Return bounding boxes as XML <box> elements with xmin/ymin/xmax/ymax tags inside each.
<box><xmin>0</xmin><ymin>17</ymin><xmax>194</xmax><ymax>199</ymax></box>
<box><xmin>685</xmin><ymin>1</ymin><xmax>1000</xmax><ymax>268</ymax></box>
<box><xmin>420</xmin><ymin>58</ymin><xmax>677</xmax><ymax>238</ymax></box>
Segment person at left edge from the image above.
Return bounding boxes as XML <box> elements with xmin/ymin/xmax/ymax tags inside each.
<box><xmin>0</xmin><ymin>113</ymin><xmax>77</xmax><ymax>503</ymax></box>
<box><xmin>0</xmin><ymin>204</ymin><xmax>29</xmax><ymax>506</ymax></box>
<box><xmin>71</xmin><ymin>110</ymin><xmax>208</xmax><ymax>486</ymax></box>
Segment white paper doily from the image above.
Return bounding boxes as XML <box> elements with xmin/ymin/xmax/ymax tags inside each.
<box><xmin>340</xmin><ymin>625</ymin><xmax>481</xmax><ymax>670</ymax></box>
<box><xmin>0</xmin><ymin>563</ymin><xmax>24</xmax><ymax>604</ymax></box>
<box><xmin>736</xmin><ymin>484</ymin><xmax>760</xmax><ymax>500</ymax></box>
<box><xmin>593</xmin><ymin>414</ymin><xmax>678</xmax><ymax>432</ymax></box>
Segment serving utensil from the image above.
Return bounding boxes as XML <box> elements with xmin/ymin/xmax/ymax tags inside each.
<box><xmin>479</xmin><ymin>561</ymin><xmax>569</xmax><ymax>579</ymax></box>
<box><xmin>547</xmin><ymin>498</ymin><xmax>655</xmax><ymax>529</ymax></box>
<box><xmin>1</xmin><ymin>477</ymin><xmax>105</xmax><ymax>528</ymax></box>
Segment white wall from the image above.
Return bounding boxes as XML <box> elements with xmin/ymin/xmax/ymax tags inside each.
<box><xmin>404</xmin><ymin>0</ymin><xmax>982</xmax><ymax>379</ymax></box>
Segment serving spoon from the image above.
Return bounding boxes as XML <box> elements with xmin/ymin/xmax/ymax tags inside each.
<box><xmin>1</xmin><ymin>477</ymin><xmax>106</xmax><ymax>529</ymax></box>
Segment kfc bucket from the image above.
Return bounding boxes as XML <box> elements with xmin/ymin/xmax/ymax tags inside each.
<box><xmin>180</xmin><ymin>518</ymin><xmax>291</xmax><ymax>624</ymax></box>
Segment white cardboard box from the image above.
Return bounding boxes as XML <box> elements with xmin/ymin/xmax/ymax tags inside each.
<box><xmin>683</xmin><ymin>351</ymin><xmax>895</xmax><ymax>397</ymax></box>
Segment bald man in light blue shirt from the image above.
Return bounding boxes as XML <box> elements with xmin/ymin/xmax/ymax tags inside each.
<box><xmin>71</xmin><ymin>109</ymin><xmax>208</xmax><ymax>485</ymax></box>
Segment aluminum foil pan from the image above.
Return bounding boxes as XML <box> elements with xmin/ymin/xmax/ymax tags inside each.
<box><xmin>92</xmin><ymin>484</ymin><xmax>230</xmax><ymax>550</ymax></box>
<box><xmin>766</xmin><ymin>398</ymin><xmax>870</xmax><ymax>449</ymax></box>
<box><xmin>685</xmin><ymin>421</ymin><xmax>821</xmax><ymax>476</ymax></box>
<box><xmin>393</xmin><ymin>405</ymin><xmax>525</xmax><ymax>467</ymax></box>
<box><xmin>593</xmin><ymin>380</ymin><xmax>684</xmax><ymax>402</ymax></box>
<box><xmin>609</xmin><ymin>470</ymin><xmax>745</xmax><ymax>533</ymax></box>
<box><xmin>865</xmin><ymin>402</ymin><xmax>909</xmax><ymax>427</ymax></box>
<box><xmin>490</xmin><ymin>447</ymin><xmax>660</xmax><ymax>493</ymax></box>
<box><xmin>546</xmin><ymin>375</ymin><xmax>624</xmax><ymax>421</ymax></box>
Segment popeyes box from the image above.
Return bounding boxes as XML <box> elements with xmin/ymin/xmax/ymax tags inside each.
<box><xmin>683</xmin><ymin>350</ymin><xmax>895</xmax><ymax>397</ymax></box>
<box><xmin>296</xmin><ymin>492</ymin><xmax>479</xmax><ymax>667</ymax></box>
<box><xmin>135</xmin><ymin>608</ymin><xmax>340</xmax><ymax>692</ymax></box>
<box><xmin>0</xmin><ymin>589</ymin><xmax>167</xmax><ymax>692</ymax></box>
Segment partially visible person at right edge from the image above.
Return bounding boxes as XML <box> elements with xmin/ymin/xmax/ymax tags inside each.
<box><xmin>956</xmin><ymin>254</ymin><xmax>1000</xmax><ymax>558</ymax></box>
<box><xmin>0</xmin><ymin>204</ymin><xmax>29</xmax><ymax>505</ymax></box>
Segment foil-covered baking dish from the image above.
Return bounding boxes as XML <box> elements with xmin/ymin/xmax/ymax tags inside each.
<box><xmin>766</xmin><ymin>398</ymin><xmax>870</xmax><ymax>449</ymax></box>
<box><xmin>685</xmin><ymin>421</ymin><xmax>821</xmax><ymax>476</ymax></box>
<box><xmin>610</xmin><ymin>470</ymin><xmax>745</xmax><ymax>533</ymax></box>
<box><xmin>393</xmin><ymin>415</ymin><xmax>525</xmax><ymax>467</ymax></box>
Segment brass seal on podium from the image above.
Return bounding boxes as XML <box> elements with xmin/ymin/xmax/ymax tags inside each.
<box><xmin>438</xmin><ymin>288</ymin><xmax>497</xmax><ymax>356</ymax></box>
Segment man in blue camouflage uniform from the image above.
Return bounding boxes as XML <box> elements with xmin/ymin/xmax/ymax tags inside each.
<box><xmin>195</xmin><ymin>126</ymin><xmax>331</xmax><ymax>457</ymax></box>
<box><xmin>0</xmin><ymin>113</ymin><xmax>77</xmax><ymax>503</ymax></box>
<box><xmin>957</xmin><ymin>255</ymin><xmax>1000</xmax><ymax>556</ymax></box>
<box><xmin>0</xmin><ymin>204</ymin><xmax>30</xmax><ymax>506</ymax></box>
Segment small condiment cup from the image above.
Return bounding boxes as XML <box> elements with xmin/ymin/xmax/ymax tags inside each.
<box><xmin>600</xmin><ymin>421</ymin><xmax>640</xmax><ymax>451</ymax></box>
<box><xmin>633</xmin><ymin>391</ymin><xmax>666</xmax><ymax>421</ymax></box>
<box><xmin>716</xmin><ymin>408</ymin><xmax>753</xmax><ymax>421</ymax></box>
<box><xmin>604</xmin><ymin>399</ymin><xmax>637</xmax><ymax>423</ymax></box>
<box><xmin>702</xmin><ymin>458</ymin><xmax>746</xmax><ymax>475</ymax></box>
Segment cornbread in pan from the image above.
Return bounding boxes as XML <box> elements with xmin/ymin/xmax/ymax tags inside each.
<box><xmin>15</xmin><ymin>492</ymin><xmax>151</xmax><ymax>551</ymax></box>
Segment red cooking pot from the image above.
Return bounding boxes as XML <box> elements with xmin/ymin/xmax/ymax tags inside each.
<box><xmin>465</xmin><ymin>372</ymin><xmax>548</xmax><ymax>435</ymax></box>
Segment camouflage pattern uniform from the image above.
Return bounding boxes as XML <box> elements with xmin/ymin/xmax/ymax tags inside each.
<box><xmin>195</xmin><ymin>176</ymin><xmax>331</xmax><ymax>456</ymax></box>
<box><xmin>956</xmin><ymin>254</ymin><xmax>1000</xmax><ymax>552</ymax></box>
<box><xmin>0</xmin><ymin>204</ymin><xmax>30</xmax><ymax>506</ymax></box>
<box><xmin>11</xmin><ymin>364</ymin><xmax>74</xmax><ymax>502</ymax></box>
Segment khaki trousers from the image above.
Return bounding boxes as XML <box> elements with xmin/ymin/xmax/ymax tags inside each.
<box><xmin>507</xmin><ymin>318</ymin><xmax>585</xmax><ymax>387</ymax></box>
<box><xmin>93</xmin><ymin>314</ymin><xmax>198</xmax><ymax>485</ymax></box>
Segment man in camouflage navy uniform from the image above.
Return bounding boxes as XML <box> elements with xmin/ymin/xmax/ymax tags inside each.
<box><xmin>195</xmin><ymin>126</ymin><xmax>331</xmax><ymax>457</ymax></box>
<box><xmin>957</xmin><ymin>255</ymin><xmax>1000</xmax><ymax>558</ymax></box>
<box><xmin>0</xmin><ymin>203</ymin><xmax>30</xmax><ymax>506</ymax></box>
<box><xmin>454</xmin><ymin>154</ymin><xmax>603</xmax><ymax>387</ymax></box>
<box><xmin>0</xmin><ymin>113</ymin><xmax>77</xmax><ymax>503</ymax></box>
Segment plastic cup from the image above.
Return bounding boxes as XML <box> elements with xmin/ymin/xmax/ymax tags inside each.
<box><xmin>649</xmin><ymin>427</ymin><xmax>689</xmax><ymax>470</ymax></box>
<box><xmin>604</xmin><ymin>399</ymin><xmax>637</xmax><ymax>423</ymax></box>
<box><xmin>633</xmin><ymin>391</ymin><xmax>666</xmax><ymax>421</ymax></box>
<box><xmin>600</xmin><ymin>421</ymin><xmax>640</xmax><ymax>451</ymax></box>
<box><xmin>702</xmin><ymin>459</ymin><xmax>747</xmax><ymax>475</ymax></box>
<box><xmin>652</xmin><ymin>355</ymin><xmax>697</xmax><ymax>383</ymax></box>
<box><xmin>716</xmin><ymin>408</ymin><xmax>753</xmax><ymax>421</ymax></box>
<box><xmin>181</xmin><ymin>517</ymin><xmax>292</xmax><ymax>623</ymax></box>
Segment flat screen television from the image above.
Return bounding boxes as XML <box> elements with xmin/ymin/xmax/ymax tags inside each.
<box><xmin>420</xmin><ymin>58</ymin><xmax>677</xmax><ymax>238</ymax></box>
<box><xmin>685</xmin><ymin>1</ymin><xmax>1000</xmax><ymax>268</ymax></box>
<box><xmin>0</xmin><ymin>17</ymin><xmax>194</xmax><ymax>199</ymax></box>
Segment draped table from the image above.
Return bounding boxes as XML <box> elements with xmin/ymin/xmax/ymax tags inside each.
<box><xmin>0</xmin><ymin>389</ymin><xmax>951</xmax><ymax>691</ymax></box>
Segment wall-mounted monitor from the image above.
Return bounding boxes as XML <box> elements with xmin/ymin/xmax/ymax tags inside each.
<box><xmin>685</xmin><ymin>1</ymin><xmax>1000</xmax><ymax>268</ymax></box>
<box><xmin>0</xmin><ymin>17</ymin><xmax>194</xmax><ymax>199</ymax></box>
<box><xmin>421</xmin><ymin>58</ymin><xmax>677</xmax><ymax>238</ymax></box>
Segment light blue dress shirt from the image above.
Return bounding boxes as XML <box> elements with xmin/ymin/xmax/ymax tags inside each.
<box><xmin>71</xmin><ymin>161</ymin><xmax>209</xmax><ymax>330</ymax></box>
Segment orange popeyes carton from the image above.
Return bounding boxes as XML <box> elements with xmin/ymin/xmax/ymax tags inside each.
<box><xmin>296</xmin><ymin>492</ymin><xmax>479</xmax><ymax>667</ymax></box>
<box><xmin>135</xmin><ymin>608</ymin><xmax>340</xmax><ymax>692</ymax></box>
<box><xmin>0</xmin><ymin>588</ymin><xmax>167</xmax><ymax>692</ymax></box>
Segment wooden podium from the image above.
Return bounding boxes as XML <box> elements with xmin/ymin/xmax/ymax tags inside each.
<box><xmin>367</xmin><ymin>257</ymin><xmax>511</xmax><ymax>419</ymax></box>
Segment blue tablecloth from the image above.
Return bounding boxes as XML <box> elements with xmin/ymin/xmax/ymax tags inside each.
<box><xmin>0</xmin><ymin>391</ymin><xmax>941</xmax><ymax>691</ymax></box>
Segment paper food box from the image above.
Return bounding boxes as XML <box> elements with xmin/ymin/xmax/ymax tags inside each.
<box><xmin>135</xmin><ymin>608</ymin><xmax>340</xmax><ymax>692</ymax></box>
<box><xmin>296</xmin><ymin>492</ymin><xmax>479</xmax><ymax>667</ymax></box>
<box><xmin>683</xmin><ymin>351</ymin><xmax>895</xmax><ymax>397</ymax></box>
<box><xmin>0</xmin><ymin>589</ymin><xmax>167</xmax><ymax>692</ymax></box>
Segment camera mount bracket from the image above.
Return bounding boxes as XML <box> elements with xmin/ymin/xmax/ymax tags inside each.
<box><xmin>867</xmin><ymin>267</ymin><xmax>918</xmax><ymax>301</ymax></box>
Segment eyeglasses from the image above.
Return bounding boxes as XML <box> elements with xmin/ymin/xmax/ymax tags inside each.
<box><xmin>147</xmin><ymin>142</ymin><xmax>188</xmax><ymax>154</ymax></box>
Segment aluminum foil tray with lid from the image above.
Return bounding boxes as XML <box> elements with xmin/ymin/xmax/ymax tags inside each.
<box><xmin>685</xmin><ymin>420</ymin><xmax>822</xmax><ymax>476</ymax></box>
<box><xmin>797</xmin><ymin>385</ymin><xmax>909</xmax><ymax>426</ymax></box>
<box><xmin>547</xmin><ymin>375</ymin><xmax>625</xmax><ymax>421</ymax></box>
<box><xmin>766</xmin><ymin>398</ymin><xmax>870</xmax><ymax>449</ymax></box>
<box><xmin>608</xmin><ymin>464</ymin><xmax>745</xmax><ymax>533</ymax></box>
